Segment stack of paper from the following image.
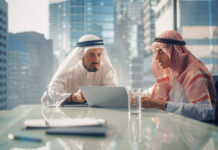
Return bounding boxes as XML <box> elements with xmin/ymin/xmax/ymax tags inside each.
<box><xmin>24</xmin><ymin>118</ymin><xmax>106</xmax><ymax>129</ymax></box>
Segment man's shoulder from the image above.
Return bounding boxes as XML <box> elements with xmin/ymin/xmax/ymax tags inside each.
<box><xmin>184</xmin><ymin>69</ymin><xmax>211</xmax><ymax>88</ymax></box>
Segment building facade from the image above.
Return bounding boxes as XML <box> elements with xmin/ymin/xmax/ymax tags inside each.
<box><xmin>143</xmin><ymin>0</ymin><xmax>156</xmax><ymax>53</ymax></box>
<box><xmin>7</xmin><ymin>32</ymin><xmax>53</xmax><ymax>108</ymax></box>
<box><xmin>114</xmin><ymin>0</ymin><xmax>147</xmax><ymax>88</ymax></box>
<box><xmin>114</xmin><ymin>0</ymin><xmax>131</xmax><ymax>86</ymax></box>
<box><xmin>49</xmin><ymin>0</ymin><xmax>115</xmax><ymax>66</ymax></box>
<box><xmin>0</xmin><ymin>0</ymin><xmax>7</xmax><ymax>110</ymax></box>
<box><xmin>141</xmin><ymin>0</ymin><xmax>157</xmax><ymax>89</ymax></box>
<box><xmin>155</xmin><ymin>0</ymin><xmax>218</xmax><ymax>74</ymax></box>
<box><xmin>49</xmin><ymin>0</ymin><xmax>70</xmax><ymax>66</ymax></box>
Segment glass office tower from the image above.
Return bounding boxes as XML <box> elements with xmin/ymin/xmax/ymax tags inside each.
<box><xmin>49</xmin><ymin>0</ymin><xmax>70</xmax><ymax>65</ymax></box>
<box><xmin>0</xmin><ymin>0</ymin><xmax>7</xmax><ymax>110</ymax></box>
<box><xmin>49</xmin><ymin>0</ymin><xmax>115</xmax><ymax>65</ymax></box>
<box><xmin>155</xmin><ymin>0</ymin><xmax>218</xmax><ymax>74</ymax></box>
<box><xmin>70</xmin><ymin>0</ymin><xmax>115</xmax><ymax>55</ymax></box>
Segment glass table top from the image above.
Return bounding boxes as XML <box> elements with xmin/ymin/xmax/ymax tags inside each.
<box><xmin>0</xmin><ymin>105</ymin><xmax>218</xmax><ymax>150</ymax></box>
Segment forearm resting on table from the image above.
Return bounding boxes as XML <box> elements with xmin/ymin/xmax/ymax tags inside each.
<box><xmin>165</xmin><ymin>101</ymin><xmax>215</xmax><ymax>121</ymax></box>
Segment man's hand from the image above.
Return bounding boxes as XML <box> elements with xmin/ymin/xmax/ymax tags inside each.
<box><xmin>72</xmin><ymin>91</ymin><xmax>86</xmax><ymax>103</ymax></box>
<box><xmin>141</xmin><ymin>96</ymin><xmax>166</xmax><ymax>110</ymax></box>
<box><xmin>67</xmin><ymin>91</ymin><xmax>86</xmax><ymax>103</ymax></box>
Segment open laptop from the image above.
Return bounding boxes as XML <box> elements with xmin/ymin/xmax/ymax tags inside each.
<box><xmin>80</xmin><ymin>86</ymin><xmax>128</xmax><ymax>108</ymax></box>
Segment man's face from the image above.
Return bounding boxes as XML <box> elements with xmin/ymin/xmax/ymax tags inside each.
<box><xmin>153</xmin><ymin>48</ymin><xmax>170</xmax><ymax>69</ymax></box>
<box><xmin>83</xmin><ymin>48</ymin><xmax>103</xmax><ymax>72</ymax></box>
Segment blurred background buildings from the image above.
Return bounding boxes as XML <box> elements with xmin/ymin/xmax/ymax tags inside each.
<box><xmin>1</xmin><ymin>0</ymin><xmax>218</xmax><ymax>109</ymax></box>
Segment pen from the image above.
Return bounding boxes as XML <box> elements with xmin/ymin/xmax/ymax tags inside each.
<box><xmin>8</xmin><ymin>133</ymin><xmax>42</xmax><ymax>142</ymax></box>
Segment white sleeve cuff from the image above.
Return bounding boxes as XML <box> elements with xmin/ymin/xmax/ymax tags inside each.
<box><xmin>141</xmin><ymin>85</ymin><xmax>154</xmax><ymax>97</ymax></box>
<box><xmin>165</xmin><ymin>101</ymin><xmax>215</xmax><ymax>121</ymax></box>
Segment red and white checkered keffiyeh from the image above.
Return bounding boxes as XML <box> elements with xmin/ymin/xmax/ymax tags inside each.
<box><xmin>151</xmin><ymin>30</ymin><xmax>216</xmax><ymax>106</ymax></box>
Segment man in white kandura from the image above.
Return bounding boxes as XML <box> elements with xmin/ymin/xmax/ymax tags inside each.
<box><xmin>41</xmin><ymin>34</ymin><xmax>118</xmax><ymax>107</ymax></box>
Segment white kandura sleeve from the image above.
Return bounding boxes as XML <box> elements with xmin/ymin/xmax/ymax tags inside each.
<box><xmin>165</xmin><ymin>100</ymin><xmax>215</xmax><ymax>121</ymax></box>
<box><xmin>141</xmin><ymin>85</ymin><xmax>154</xmax><ymax>97</ymax></box>
<box><xmin>41</xmin><ymin>70</ymin><xmax>74</xmax><ymax>107</ymax></box>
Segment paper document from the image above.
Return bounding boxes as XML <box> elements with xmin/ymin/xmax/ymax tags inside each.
<box><xmin>24</xmin><ymin>118</ymin><xmax>106</xmax><ymax>129</ymax></box>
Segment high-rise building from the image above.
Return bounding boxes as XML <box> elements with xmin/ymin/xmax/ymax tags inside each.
<box><xmin>114</xmin><ymin>0</ymin><xmax>131</xmax><ymax>86</ymax></box>
<box><xmin>141</xmin><ymin>0</ymin><xmax>157</xmax><ymax>88</ymax></box>
<box><xmin>7</xmin><ymin>50</ymin><xmax>29</xmax><ymax>108</ymax></box>
<box><xmin>155</xmin><ymin>0</ymin><xmax>218</xmax><ymax>74</ymax></box>
<box><xmin>143</xmin><ymin>0</ymin><xmax>156</xmax><ymax>53</ymax></box>
<box><xmin>7</xmin><ymin>32</ymin><xmax>53</xmax><ymax>108</ymax></box>
<box><xmin>49</xmin><ymin>0</ymin><xmax>115</xmax><ymax>65</ymax></box>
<box><xmin>114</xmin><ymin>0</ymin><xmax>147</xmax><ymax>88</ymax></box>
<box><xmin>127</xmin><ymin>0</ymin><xmax>147</xmax><ymax>89</ymax></box>
<box><xmin>0</xmin><ymin>0</ymin><xmax>8</xmax><ymax>110</ymax></box>
<box><xmin>49</xmin><ymin>0</ymin><xmax>70</xmax><ymax>66</ymax></box>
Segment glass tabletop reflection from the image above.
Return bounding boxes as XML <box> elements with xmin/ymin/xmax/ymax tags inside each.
<box><xmin>0</xmin><ymin>105</ymin><xmax>218</xmax><ymax>150</ymax></box>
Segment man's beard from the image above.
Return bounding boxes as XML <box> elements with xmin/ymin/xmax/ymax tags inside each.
<box><xmin>83</xmin><ymin>63</ymin><xmax>99</xmax><ymax>72</ymax></box>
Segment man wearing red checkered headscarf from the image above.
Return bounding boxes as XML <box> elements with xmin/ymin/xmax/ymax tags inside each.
<box><xmin>141</xmin><ymin>30</ymin><xmax>217</xmax><ymax>121</ymax></box>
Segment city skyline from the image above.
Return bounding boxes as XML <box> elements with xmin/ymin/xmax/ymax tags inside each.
<box><xmin>5</xmin><ymin>0</ymin><xmax>49</xmax><ymax>38</ymax></box>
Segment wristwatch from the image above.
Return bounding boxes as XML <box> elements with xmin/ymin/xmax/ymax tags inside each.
<box><xmin>165</xmin><ymin>102</ymin><xmax>168</xmax><ymax>109</ymax></box>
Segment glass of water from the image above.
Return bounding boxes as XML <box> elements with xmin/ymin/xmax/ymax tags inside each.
<box><xmin>128</xmin><ymin>91</ymin><xmax>141</xmax><ymax>117</ymax></box>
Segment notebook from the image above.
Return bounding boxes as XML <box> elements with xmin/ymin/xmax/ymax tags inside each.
<box><xmin>46</xmin><ymin>126</ymin><xmax>108</xmax><ymax>136</ymax></box>
<box><xmin>80</xmin><ymin>86</ymin><xmax>128</xmax><ymax>108</ymax></box>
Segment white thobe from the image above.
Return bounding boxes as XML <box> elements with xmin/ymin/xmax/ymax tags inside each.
<box><xmin>41</xmin><ymin>61</ymin><xmax>117</xmax><ymax>106</ymax></box>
